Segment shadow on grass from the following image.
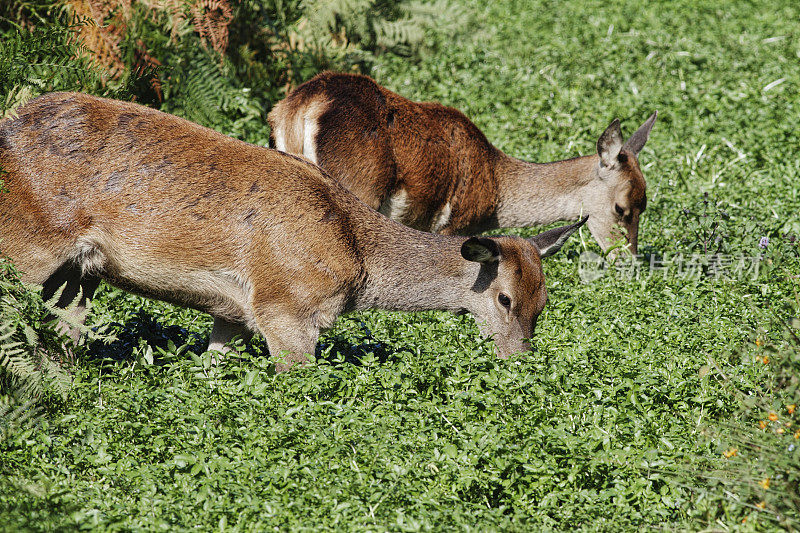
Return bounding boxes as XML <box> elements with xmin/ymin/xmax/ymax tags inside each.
<box><xmin>86</xmin><ymin>312</ymin><xmax>398</xmax><ymax>369</ymax></box>
<box><xmin>86</xmin><ymin>311</ymin><xmax>206</xmax><ymax>364</ymax></box>
<box><xmin>318</xmin><ymin>331</ymin><xmax>400</xmax><ymax>368</ymax></box>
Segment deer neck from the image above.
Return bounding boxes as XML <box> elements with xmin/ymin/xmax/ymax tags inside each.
<box><xmin>354</xmin><ymin>223</ymin><xmax>478</xmax><ymax>313</ymax></box>
<box><xmin>490</xmin><ymin>151</ymin><xmax>600</xmax><ymax>229</ymax></box>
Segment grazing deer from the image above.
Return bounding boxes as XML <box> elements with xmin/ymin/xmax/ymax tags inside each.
<box><xmin>0</xmin><ymin>92</ymin><xmax>586</xmax><ymax>371</ymax></box>
<box><xmin>268</xmin><ymin>71</ymin><xmax>656</xmax><ymax>254</ymax></box>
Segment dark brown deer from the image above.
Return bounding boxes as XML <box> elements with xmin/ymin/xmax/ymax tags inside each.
<box><xmin>0</xmin><ymin>92</ymin><xmax>586</xmax><ymax>371</ymax></box>
<box><xmin>268</xmin><ymin>71</ymin><xmax>656</xmax><ymax>254</ymax></box>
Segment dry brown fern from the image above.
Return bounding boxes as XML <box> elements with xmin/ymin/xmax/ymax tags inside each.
<box><xmin>138</xmin><ymin>0</ymin><xmax>187</xmax><ymax>41</ymax></box>
<box><xmin>190</xmin><ymin>0</ymin><xmax>233</xmax><ymax>58</ymax></box>
<box><xmin>134</xmin><ymin>38</ymin><xmax>163</xmax><ymax>100</ymax></box>
<box><xmin>63</xmin><ymin>0</ymin><xmax>232</xmax><ymax>85</ymax></box>
<box><xmin>64</xmin><ymin>0</ymin><xmax>129</xmax><ymax>80</ymax></box>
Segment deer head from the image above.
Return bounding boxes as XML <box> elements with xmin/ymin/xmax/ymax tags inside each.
<box><xmin>458</xmin><ymin>216</ymin><xmax>588</xmax><ymax>357</ymax></box>
<box><xmin>584</xmin><ymin>112</ymin><xmax>657</xmax><ymax>255</ymax></box>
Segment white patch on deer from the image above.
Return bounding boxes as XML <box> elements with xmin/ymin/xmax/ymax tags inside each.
<box><xmin>299</xmin><ymin>100</ymin><xmax>328</xmax><ymax>165</ymax></box>
<box><xmin>430</xmin><ymin>202</ymin><xmax>451</xmax><ymax>232</ymax></box>
<box><xmin>378</xmin><ymin>189</ymin><xmax>410</xmax><ymax>222</ymax></box>
<box><xmin>273</xmin><ymin>124</ymin><xmax>287</xmax><ymax>152</ymax></box>
<box><xmin>302</xmin><ymin>116</ymin><xmax>319</xmax><ymax>165</ymax></box>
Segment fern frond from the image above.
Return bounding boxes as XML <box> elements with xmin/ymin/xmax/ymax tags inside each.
<box><xmin>4</xmin><ymin>346</ymin><xmax>37</xmax><ymax>378</ymax></box>
<box><xmin>41</xmin><ymin>356</ymin><xmax>72</xmax><ymax>400</ymax></box>
<box><xmin>373</xmin><ymin>18</ymin><xmax>423</xmax><ymax>50</ymax></box>
<box><xmin>22</xmin><ymin>324</ymin><xmax>39</xmax><ymax>348</ymax></box>
<box><xmin>0</xmin><ymin>396</ymin><xmax>42</xmax><ymax>440</ymax></box>
<box><xmin>0</xmin><ymin>17</ymin><xmax>122</xmax><ymax>115</ymax></box>
<box><xmin>190</xmin><ymin>0</ymin><xmax>233</xmax><ymax>57</ymax></box>
<box><xmin>0</xmin><ymin>261</ymin><xmax>76</xmax><ymax>405</ymax></box>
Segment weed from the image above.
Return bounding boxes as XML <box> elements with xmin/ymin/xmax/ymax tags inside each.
<box><xmin>1</xmin><ymin>0</ymin><xmax>799</xmax><ymax>529</ymax></box>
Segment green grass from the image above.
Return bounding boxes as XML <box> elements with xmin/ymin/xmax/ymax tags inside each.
<box><xmin>2</xmin><ymin>0</ymin><xmax>800</xmax><ymax>530</ymax></box>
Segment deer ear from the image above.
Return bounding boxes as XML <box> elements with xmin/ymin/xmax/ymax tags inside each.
<box><xmin>622</xmin><ymin>111</ymin><xmax>657</xmax><ymax>155</ymax></box>
<box><xmin>597</xmin><ymin>119</ymin><xmax>623</xmax><ymax>168</ymax></box>
<box><xmin>461</xmin><ymin>237</ymin><xmax>500</xmax><ymax>263</ymax></box>
<box><xmin>528</xmin><ymin>216</ymin><xmax>588</xmax><ymax>258</ymax></box>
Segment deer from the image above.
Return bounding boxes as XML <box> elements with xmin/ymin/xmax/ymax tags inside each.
<box><xmin>268</xmin><ymin>71</ymin><xmax>656</xmax><ymax>255</ymax></box>
<box><xmin>0</xmin><ymin>92</ymin><xmax>587</xmax><ymax>372</ymax></box>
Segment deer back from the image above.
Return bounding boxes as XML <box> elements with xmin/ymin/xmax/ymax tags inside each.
<box><xmin>268</xmin><ymin>71</ymin><xmax>500</xmax><ymax>234</ymax></box>
<box><xmin>0</xmin><ymin>92</ymin><xmax>370</xmax><ymax>327</ymax></box>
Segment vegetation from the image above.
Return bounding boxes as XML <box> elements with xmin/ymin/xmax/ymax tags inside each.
<box><xmin>1</xmin><ymin>0</ymin><xmax>799</xmax><ymax>529</ymax></box>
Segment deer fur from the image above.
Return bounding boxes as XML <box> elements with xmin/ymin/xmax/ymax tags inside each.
<box><xmin>0</xmin><ymin>92</ymin><xmax>585</xmax><ymax>371</ymax></box>
<box><xmin>268</xmin><ymin>71</ymin><xmax>656</xmax><ymax>254</ymax></box>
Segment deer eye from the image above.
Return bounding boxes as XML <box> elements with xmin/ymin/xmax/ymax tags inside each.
<box><xmin>615</xmin><ymin>204</ymin><xmax>625</xmax><ymax>216</ymax></box>
<box><xmin>498</xmin><ymin>293</ymin><xmax>511</xmax><ymax>309</ymax></box>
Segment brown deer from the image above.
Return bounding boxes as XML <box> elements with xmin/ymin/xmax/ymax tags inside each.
<box><xmin>0</xmin><ymin>92</ymin><xmax>586</xmax><ymax>371</ymax></box>
<box><xmin>268</xmin><ymin>71</ymin><xmax>656</xmax><ymax>254</ymax></box>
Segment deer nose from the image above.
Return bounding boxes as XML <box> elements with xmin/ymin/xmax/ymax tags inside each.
<box><xmin>495</xmin><ymin>337</ymin><xmax>530</xmax><ymax>359</ymax></box>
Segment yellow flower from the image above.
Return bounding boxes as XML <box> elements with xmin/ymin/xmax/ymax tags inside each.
<box><xmin>763</xmin><ymin>355</ymin><xmax>770</xmax><ymax>364</ymax></box>
<box><xmin>759</xmin><ymin>420</ymin><xmax>768</xmax><ymax>429</ymax></box>
<box><xmin>795</xmin><ymin>429</ymin><xmax>800</xmax><ymax>439</ymax></box>
<box><xmin>755</xmin><ymin>338</ymin><xmax>763</xmax><ymax>346</ymax></box>
<box><xmin>777</xmin><ymin>427</ymin><xmax>785</xmax><ymax>434</ymax></box>
<box><xmin>769</xmin><ymin>412</ymin><xmax>779</xmax><ymax>421</ymax></box>
<box><xmin>788</xmin><ymin>404</ymin><xmax>796</xmax><ymax>414</ymax></box>
<box><xmin>759</xmin><ymin>478</ymin><xmax>770</xmax><ymax>490</ymax></box>
<box><xmin>756</xmin><ymin>501</ymin><xmax>766</xmax><ymax>510</ymax></box>
<box><xmin>723</xmin><ymin>448</ymin><xmax>738</xmax><ymax>458</ymax></box>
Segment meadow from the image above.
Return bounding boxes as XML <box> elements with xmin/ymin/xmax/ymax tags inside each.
<box><xmin>1</xmin><ymin>0</ymin><xmax>799</xmax><ymax>530</ymax></box>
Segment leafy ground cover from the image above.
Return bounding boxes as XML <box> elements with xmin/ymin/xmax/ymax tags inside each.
<box><xmin>2</xmin><ymin>0</ymin><xmax>800</xmax><ymax>530</ymax></box>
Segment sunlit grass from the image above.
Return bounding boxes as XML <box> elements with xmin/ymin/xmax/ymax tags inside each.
<box><xmin>1</xmin><ymin>0</ymin><xmax>799</xmax><ymax>530</ymax></box>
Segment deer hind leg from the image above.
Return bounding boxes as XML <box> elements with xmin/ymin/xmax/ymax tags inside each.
<box><xmin>208</xmin><ymin>317</ymin><xmax>252</xmax><ymax>362</ymax></box>
<box><xmin>41</xmin><ymin>262</ymin><xmax>100</xmax><ymax>343</ymax></box>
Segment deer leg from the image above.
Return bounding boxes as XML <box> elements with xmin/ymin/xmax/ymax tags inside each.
<box><xmin>257</xmin><ymin>316</ymin><xmax>319</xmax><ymax>373</ymax></box>
<box><xmin>207</xmin><ymin>317</ymin><xmax>252</xmax><ymax>363</ymax></box>
<box><xmin>41</xmin><ymin>263</ymin><xmax>100</xmax><ymax>343</ymax></box>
